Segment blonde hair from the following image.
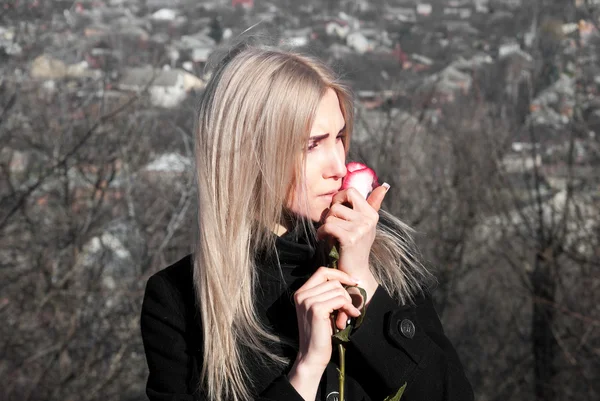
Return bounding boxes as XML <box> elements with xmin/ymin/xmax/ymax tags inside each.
<box><xmin>194</xmin><ymin>42</ymin><xmax>434</xmax><ymax>401</ymax></box>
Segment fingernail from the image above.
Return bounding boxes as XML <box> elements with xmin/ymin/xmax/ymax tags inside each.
<box><xmin>382</xmin><ymin>182</ymin><xmax>390</xmax><ymax>192</ymax></box>
<box><xmin>352</xmin><ymin>277</ymin><xmax>361</xmax><ymax>284</ymax></box>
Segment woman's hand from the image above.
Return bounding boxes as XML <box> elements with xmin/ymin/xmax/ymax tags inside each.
<box><xmin>288</xmin><ymin>267</ymin><xmax>362</xmax><ymax>399</ymax></box>
<box><xmin>316</xmin><ymin>185</ymin><xmax>389</xmax><ymax>301</ymax></box>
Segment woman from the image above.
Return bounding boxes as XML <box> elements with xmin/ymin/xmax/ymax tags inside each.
<box><xmin>140</xmin><ymin>43</ymin><xmax>474</xmax><ymax>401</ymax></box>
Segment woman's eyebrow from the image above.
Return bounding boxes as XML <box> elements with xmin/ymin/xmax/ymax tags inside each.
<box><xmin>309</xmin><ymin>133</ymin><xmax>329</xmax><ymax>141</ymax></box>
<box><xmin>309</xmin><ymin>124</ymin><xmax>346</xmax><ymax>140</ymax></box>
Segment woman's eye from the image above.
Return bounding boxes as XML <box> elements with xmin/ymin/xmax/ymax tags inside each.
<box><xmin>307</xmin><ymin>133</ymin><xmax>344</xmax><ymax>151</ymax></box>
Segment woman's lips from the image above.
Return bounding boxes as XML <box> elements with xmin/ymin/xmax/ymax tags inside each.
<box><xmin>318</xmin><ymin>191</ymin><xmax>337</xmax><ymax>203</ymax></box>
<box><xmin>319</xmin><ymin>190</ymin><xmax>338</xmax><ymax>199</ymax></box>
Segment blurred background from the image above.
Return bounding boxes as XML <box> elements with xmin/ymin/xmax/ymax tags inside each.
<box><xmin>1</xmin><ymin>0</ymin><xmax>599</xmax><ymax>400</ymax></box>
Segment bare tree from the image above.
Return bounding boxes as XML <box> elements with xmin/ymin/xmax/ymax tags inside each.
<box><xmin>354</xmin><ymin>15</ymin><xmax>600</xmax><ymax>399</ymax></box>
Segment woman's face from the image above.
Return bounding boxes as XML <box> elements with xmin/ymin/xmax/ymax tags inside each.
<box><xmin>287</xmin><ymin>88</ymin><xmax>348</xmax><ymax>222</ymax></box>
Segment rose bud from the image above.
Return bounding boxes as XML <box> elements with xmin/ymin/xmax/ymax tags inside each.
<box><xmin>340</xmin><ymin>162</ymin><xmax>379</xmax><ymax>199</ymax></box>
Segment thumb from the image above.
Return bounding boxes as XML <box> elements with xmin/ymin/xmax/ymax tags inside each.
<box><xmin>366</xmin><ymin>183</ymin><xmax>390</xmax><ymax>212</ymax></box>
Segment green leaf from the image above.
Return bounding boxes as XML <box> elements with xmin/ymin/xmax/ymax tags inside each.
<box><xmin>383</xmin><ymin>382</ymin><xmax>407</xmax><ymax>401</ymax></box>
<box><xmin>355</xmin><ymin>286</ymin><xmax>367</xmax><ymax>329</ymax></box>
<box><xmin>329</xmin><ymin>245</ymin><xmax>340</xmax><ymax>261</ymax></box>
<box><xmin>328</xmin><ymin>245</ymin><xmax>339</xmax><ymax>270</ymax></box>
<box><xmin>332</xmin><ymin>324</ymin><xmax>353</xmax><ymax>343</ymax></box>
<box><xmin>344</xmin><ymin>285</ymin><xmax>368</xmax><ymax>329</ymax></box>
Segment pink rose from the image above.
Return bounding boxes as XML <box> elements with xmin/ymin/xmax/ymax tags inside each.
<box><xmin>340</xmin><ymin>162</ymin><xmax>379</xmax><ymax>198</ymax></box>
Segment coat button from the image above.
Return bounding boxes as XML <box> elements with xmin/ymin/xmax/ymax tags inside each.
<box><xmin>399</xmin><ymin>319</ymin><xmax>415</xmax><ymax>338</ymax></box>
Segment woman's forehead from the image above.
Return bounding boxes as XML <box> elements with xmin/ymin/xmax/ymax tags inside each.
<box><xmin>311</xmin><ymin>89</ymin><xmax>346</xmax><ymax>134</ymax></box>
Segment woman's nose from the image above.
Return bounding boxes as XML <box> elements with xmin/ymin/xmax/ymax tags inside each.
<box><xmin>327</xmin><ymin>151</ymin><xmax>346</xmax><ymax>179</ymax></box>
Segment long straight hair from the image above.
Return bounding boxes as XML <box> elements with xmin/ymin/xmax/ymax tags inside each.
<box><xmin>194</xmin><ymin>43</ymin><xmax>434</xmax><ymax>401</ymax></box>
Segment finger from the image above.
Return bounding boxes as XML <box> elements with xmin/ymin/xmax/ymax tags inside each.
<box><xmin>338</xmin><ymin>302</ymin><xmax>362</xmax><ymax>319</ymax></box>
<box><xmin>302</xmin><ymin>266</ymin><xmax>360</xmax><ymax>289</ymax></box>
<box><xmin>331</xmin><ymin>188</ymin><xmax>367</xmax><ymax>211</ymax></box>
<box><xmin>366</xmin><ymin>183</ymin><xmax>390</xmax><ymax>212</ymax></box>
<box><xmin>316</xmin><ymin>215</ymin><xmax>353</xmax><ymax>241</ymax></box>
<box><xmin>317</xmin><ymin>218</ymin><xmax>363</xmax><ymax>247</ymax></box>
<box><xmin>336</xmin><ymin>310</ymin><xmax>349</xmax><ymax>330</ymax></box>
<box><xmin>328</xmin><ymin>202</ymin><xmax>360</xmax><ymax>222</ymax></box>
<box><xmin>295</xmin><ymin>280</ymin><xmax>350</xmax><ymax>304</ymax></box>
<box><xmin>301</xmin><ymin>288</ymin><xmax>352</xmax><ymax>310</ymax></box>
<box><xmin>313</xmin><ymin>297</ymin><xmax>361</xmax><ymax>320</ymax></box>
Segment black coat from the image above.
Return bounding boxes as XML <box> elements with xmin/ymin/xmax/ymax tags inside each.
<box><xmin>140</xmin><ymin>231</ymin><xmax>474</xmax><ymax>401</ymax></box>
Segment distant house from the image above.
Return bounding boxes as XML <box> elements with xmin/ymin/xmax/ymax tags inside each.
<box><xmin>578</xmin><ymin>20</ymin><xmax>598</xmax><ymax>46</ymax></box>
<box><xmin>255</xmin><ymin>11</ymin><xmax>276</xmax><ymax>23</ymax></box>
<box><xmin>354</xmin><ymin>109</ymin><xmax>426</xmax><ymax>143</ymax></box>
<box><xmin>392</xmin><ymin>43</ymin><xmax>432</xmax><ymax>71</ymax></box>
<box><xmin>232</xmin><ymin>0</ymin><xmax>253</xmax><ymax>9</ymax></box>
<box><xmin>355</xmin><ymin>90</ymin><xmax>396</xmax><ymax>110</ymax></box>
<box><xmin>418</xmin><ymin>65</ymin><xmax>472</xmax><ymax>103</ymax></box>
<box><xmin>503</xmin><ymin>0</ymin><xmax>523</xmax><ymax>8</ymax></box>
<box><xmin>325</xmin><ymin>20</ymin><xmax>350</xmax><ymax>39</ymax></box>
<box><xmin>500</xmin><ymin>49</ymin><xmax>534</xmax><ymax>98</ymax></box>
<box><xmin>0</xmin><ymin>26</ymin><xmax>21</xmax><ymax>56</ymax></box>
<box><xmin>447</xmin><ymin>0</ymin><xmax>471</xmax><ymax>5</ymax></box>
<box><xmin>358</xmin><ymin>28</ymin><xmax>392</xmax><ymax>48</ymax></box>
<box><xmin>85</xmin><ymin>40</ymin><xmax>121</xmax><ymax>70</ymax></box>
<box><xmin>118</xmin><ymin>25</ymin><xmax>150</xmax><ymax>42</ymax></box>
<box><xmin>177</xmin><ymin>34</ymin><xmax>216</xmax><ymax>49</ymax></box>
<box><xmin>30</xmin><ymin>55</ymin><xmax>100</xmax><ymax>80</ymax></box>
<box><xmin>151</xmin><ymin>8</ymin><xmax>178</xmax><ymax>21</ymax></box>
<box><xmin>443</xmin><ymin>7</ymin><xmax>472</xmax><ymax>19</ymax></box>
<box><xmin>451</xmin><ymin>53</ymin><xmax>493</xmax><ymax>72</ymax></box>
<box><xmin>562</xmin><ymin>23</ymin><xmax>579</xmax><ymax>36</ymax></box>
<box><xmin>146</xmin><ymin>0</ymin><xmax>183</xmax><ymax>11</ymax></box>
<box><xmin>117</xmin><ymin>67</ymin><xmax>205</xmax><ymax>108</ymax></box>
<box><xmin>576</xmin><ymin>0</ymin><xmax>600</xmax><ymax>6</ymax></box>
<box><xmin>347</xmin><ymin>32</ymin><xmax>372</xmax><ymax>54</ymax></box>
<box><xmin>445</xmin><ymin>21</ymin><xmax>479</xmax><ymax>35</ymax></box>
<box><xmin>502</xmin><ymin>152</ymin><xmax>542</xmax><ymax>173</ymax></box>
<box><xmin>143</xmin><ymin>153</ymin><xmax>192</xmax><ymax>175</ymax></box>
<box><xmin>337</xmin><ymin>12</ymin><xmax>360</xmax><ymax>30</ymax></box>
<box><xmin>75</xmin><ymin>219</ymin><xmax>145</xmax><ymax>290</ymax></box>
<box><xmin>0</xmin><ymin>148</ymin><xmax>29</xmax><ymax>174</ymax></box>
<box><xmin>328</xmin><ymin>43</ymin><xmax>353</xmax><ymax>59</ymax></box>
<box><xmin>281</xmin><ymin>28</ymin><xmax>312</xmax><ymax>48</ymax></box>
<box><xmin>141</xmin><ymin>152</ymin><xmax>193</xmax><ymax>184</ymax></box>
<box><xmin>529</xmin><ymin>74</ymin><xmax>575</xmax><ymax>129</ymax></box>
<box><xmin>84</xmin><ymin>23</ymin><xmax>111</xmax><ymax>38</ymax></box>
<box><xmin>384</xmin><ymin>6</ymin><xmax>417</xmax><ymax>22</ymax></box>
<box><xmin>174</xmin><ymin>34</ymin><xmax>216</xmax><ymax>63</ymax></box>
<box><xmin>84</xmin><ymin>23</ymin><xmax>149</xmax><ymax>42</ymax></box>
<box><xmin>416</xmin><ymin>3</ymin><xmax>433</xmax><ymax>16</ymax></box>
<box><xmin>498</xmin><ymin>41</ymin><xmax>521</xmax><ymax>58</ymax></box>
<box><xmin>475</xmin><ymin>0</ymin><xmax>490</xmax><ymax>13</ymax></box>
<box><xmin>190</xmin><ymin>48</ymin><xmax>212</xmax><ymax>63</ymax></box>
<box><xmin>409</xmin><ymin>53</ymin><xmax>434</xmax><ymax>71</ymax></box>
<box><xmin>353</xmin><ymin>0</ymin><xmax>370</xmax><ymax>12</ymax></box>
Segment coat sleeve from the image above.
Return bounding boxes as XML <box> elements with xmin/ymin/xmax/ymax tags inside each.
<box><xmin>347</xmin><ymin>285</ymin><xmax>474</xmax><ymax>401</ymax></box>
<box><xmin>140</xmin><ymin>274</ymin><xmax>305</xmax><ymax>401</ymax></box>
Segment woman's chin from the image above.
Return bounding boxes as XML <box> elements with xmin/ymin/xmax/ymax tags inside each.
<box><xmin>315</xmin><ymin>207</ymin><xmax>330</xmax><ymax>224</ymax></box>
<box><xmin>286</xmin><ymin>204</ymin><xmax>331</xmax><ymax>224</ymax></box>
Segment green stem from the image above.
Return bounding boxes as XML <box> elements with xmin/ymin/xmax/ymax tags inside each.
<box><xmin>328</xmin><ymin>244</ymin><xmax>346</xmax><ymax>400</ymax></box>
<box><xmin>338</xmin><ymin>342</ymin><xmax>346</xmax><ymax>401</ymax></box>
